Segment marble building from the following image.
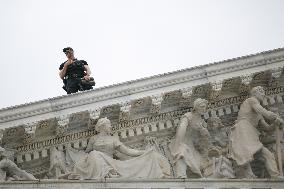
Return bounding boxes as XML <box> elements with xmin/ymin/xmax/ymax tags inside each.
<box><xmin>0</xmin><ymin>48</ymin><xmax>284</xmax><ymax>188</ymax></box>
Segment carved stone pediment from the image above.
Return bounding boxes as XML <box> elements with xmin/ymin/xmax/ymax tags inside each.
<box><xmin>0</xmin><ymin>48</ymin><xmax>283</xmax><ymax>186</ymax></box>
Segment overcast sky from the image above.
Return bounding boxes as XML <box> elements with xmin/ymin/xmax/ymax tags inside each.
<box><xmin>0</xmin><ymin>0</ymin><xmax>284</xmax><ymax>109</ymax></box>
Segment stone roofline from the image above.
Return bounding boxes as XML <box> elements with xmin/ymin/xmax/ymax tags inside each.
<box><xmin>0</xmin><ymin>47</ymin><xmax>284</xmax><ymax>127</ymax></box>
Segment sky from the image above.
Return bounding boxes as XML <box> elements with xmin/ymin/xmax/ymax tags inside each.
<box><xmin>0</xmin><ymin>0</ymin><xmax>284</xmax><ymax>109</ymax></box>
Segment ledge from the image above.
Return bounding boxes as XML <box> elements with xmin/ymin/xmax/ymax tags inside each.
<box><xmin>0</xmin><ymin>178</ymin><xmax>283</xmax><ymax>189</ymax></box>
<box><xmin>0</xmin><ymin>47</ymin><xmax>284</xmax><ymax>127</ymax></box>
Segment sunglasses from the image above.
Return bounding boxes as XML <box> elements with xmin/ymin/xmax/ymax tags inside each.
<box><xmin>64</xmin><ymin>50</ymin><xmax>73</xmax><ymax>55</ymax></box>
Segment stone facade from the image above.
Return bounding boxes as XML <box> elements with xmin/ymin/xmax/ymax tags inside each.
<box><xmin>0</xmin><ymin>48</ymin><xmax>284</xmax><ymax>188</ymax></box>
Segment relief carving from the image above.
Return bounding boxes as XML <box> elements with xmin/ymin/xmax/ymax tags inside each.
<box><xmin>102</xmin><ymin>106</ymin><xmax>114</xmax><ymax>114</ymax></box>
<box><xmin>150</xmin><ymin>94</ymin><xmax>163</xmax><ymax>114</ymax></box>
<box><xmin>48</xmin><ymin>147</ymin><xmax>67</xmax><ymax>179</ymax></box>
<box><xmin>241</xmin><ymin>74</ymin><xmax>253</xmax><ymax>85</ymax></box>
<box><xmin>144</xmin><ymin>136</ymin><xmax>161</xmax><ymax>152</ymax></box>
<box><xmin>181</xmin><ymin>87</ymin><xmax>193</xmax><ymax>98</ymax></box>
<box><xmin>133</xmin><ymin>99</ymin><xmax>144</xmax><ymax>108</ymax></box>
<box><xmin>119</xmin><ymin>102</ymin><xmax>131</xmax><ymax>122</ymax></box>
<box><xmin>0</xmin><ymin>146</ymin><xmax>36</xmax><ymax>181</ymax></box>
<box><xmin>0</xmin><ymin>130</ymin><xmax>4</xmax><ymax>144</ymax></box>
<box><xmin>37</xmin><ymin>120</ymin><xmax>49</xmax><ymax>129</ymax></box>
<box><xmin>88</xmin><ymin>108</ymin><xmax>101</xmax><ymax>129</ymax></box>
<box><xmin>210</xmin><ymin>81</ymin><xmax>222</xmax><ymax>100</ymax></box>
<box><xmin>271</xmin><ymin>67</ymin><xmax>283</xmax><ymax>79</ymax></box>
<box><xmin>229</xmin><ymin>86</ymin><xmax>284</xmax><ymax>179</ymax></box>
<box><xmin>61</xmin><ymin>117</ymin><xmax>170</xmax><ymax>180</ymax></box>
<box><xmin>2</xmin><ymin>72</ymin><xmax>284</xmax><ymax>182</ymax></box>
<box><xmin>207</xmin><ymin>117</ymin><xmax>235</xmax><ymax>178</ymax></box>
<box><xmin>207</xmin><ymin>117</ymin><xmax>229</xmax><ymax>152</ymax></box>
<box><xmin>24</xmin><ymin>123</ymin><xmax>37</xmax><ymax>144</ymax></box>
<box><xmin>169</xmin><ymin>98</ymin><xmax>211</xmax><ymax>178</ymax></box>
<box><xmin>56</xmin><ymin>116</ymin><xmax>69</xmax><ymax>136</ymax></box>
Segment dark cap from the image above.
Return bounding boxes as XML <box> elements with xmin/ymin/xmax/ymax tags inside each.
<box><xmin>63</xmin><ymin>47</ymin><xmax>73</xmax><ymax>53</ymax></box>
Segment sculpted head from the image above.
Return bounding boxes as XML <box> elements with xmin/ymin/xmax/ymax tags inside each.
<box><xmin>250</xmin><ymin>86</ymin><xmax>265</xmax><ymax>102</ymax></box>
<box><xmin>96</xmin><ymin>117</ymin><xmax>112</xmax><ymax>134</ymax></box>
<box><xmin>193</xmin><ymin>98</ymin><xmax>208</xmax><ymax>114</ymax></box>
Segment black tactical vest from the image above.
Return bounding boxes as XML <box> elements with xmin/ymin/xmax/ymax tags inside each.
<box><xmin>65</xmin><ymin>60</ymin><xmax>85</xmax><ymax>78</ymax></box>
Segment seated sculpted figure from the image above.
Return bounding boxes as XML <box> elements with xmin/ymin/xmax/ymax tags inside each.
<box><xmin>169</xmin><ymin>98</ymin><xmax>211</xmax><ymax>178</ymax></box>
<box><xmin>229</xmin><ymin>86</ymin><xmax>284</xmax><ymax>179</ymax></box>
<box><xmin>65</xmin><ymin>117</ymin><xmax>170</xmax><ymax>179</ymax></box>
<box><xmin>0</xmin><ymin>146</ymin><xmax>36</xmax><ymax>181</ymax></box>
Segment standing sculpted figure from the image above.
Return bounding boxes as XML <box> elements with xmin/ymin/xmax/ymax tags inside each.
<box><xmin>230</xmin><ymin>86</ymin><xmax>284</xmax><ymax>179</ymax></box>
<box><xmin>169</xmin><ymin>98</ymin><xmax>210</xmax><ymax>178</ymax></box>
<box><xmin>65</xmin><ymin>117</ymin><xmax>170</xmax><ymax>179</ymax></box>
<box><xmin>48</xmin><ymin>147</ymin><xmax>67</xmax><ymax>179</ymax></box>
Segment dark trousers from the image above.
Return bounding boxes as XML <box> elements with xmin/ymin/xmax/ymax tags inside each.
<box><xmin>66</xmin><ymin>78</ymin><xmax>93</xmax><ymax>94</ymax></box>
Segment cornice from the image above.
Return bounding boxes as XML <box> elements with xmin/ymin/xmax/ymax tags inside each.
<box><xmin>0</xmin><ymin>47</ymin><xmax>284</xmax><ymax>124</ymax></box>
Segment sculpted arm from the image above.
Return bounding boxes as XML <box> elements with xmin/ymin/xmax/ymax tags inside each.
<box><xmin>116</xmin><ymin>144</ymin><xmax>144</xmax><ymax>157</ymax></box>
<box><xmin>250</xmin><ymin>98</ymin><xmax>276</xmax><ymax>120</ymax></box>
<box><xmin>259</xmin><ymin>115</ymin><xmax>284</xmax><ymax>131</ymax></box>
<box><xmin>259</xmin><ymin>118</ymin><xmax>274</xmax><ymax>132</ymax></box>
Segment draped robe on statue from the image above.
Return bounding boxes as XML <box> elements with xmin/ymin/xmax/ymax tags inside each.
<box><xmin>230</xmin><ymin>97</ymin><xmax>269</xmax><ymax>165</ymax></box>
<box><xmin>65</xmin><ymin>135</ymin><xmax>170</xmax><ymax>179</ymax></box>
<box><xmin>169</xmin><ymin>112</ymin><xmax>210</xmax><ymax>177</ymax></box>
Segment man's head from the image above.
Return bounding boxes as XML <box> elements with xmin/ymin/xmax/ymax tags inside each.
<box><xmin>63</xmin><ymin>47</ymin><xmax>74</xmax><ymax>59</ymax></box>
